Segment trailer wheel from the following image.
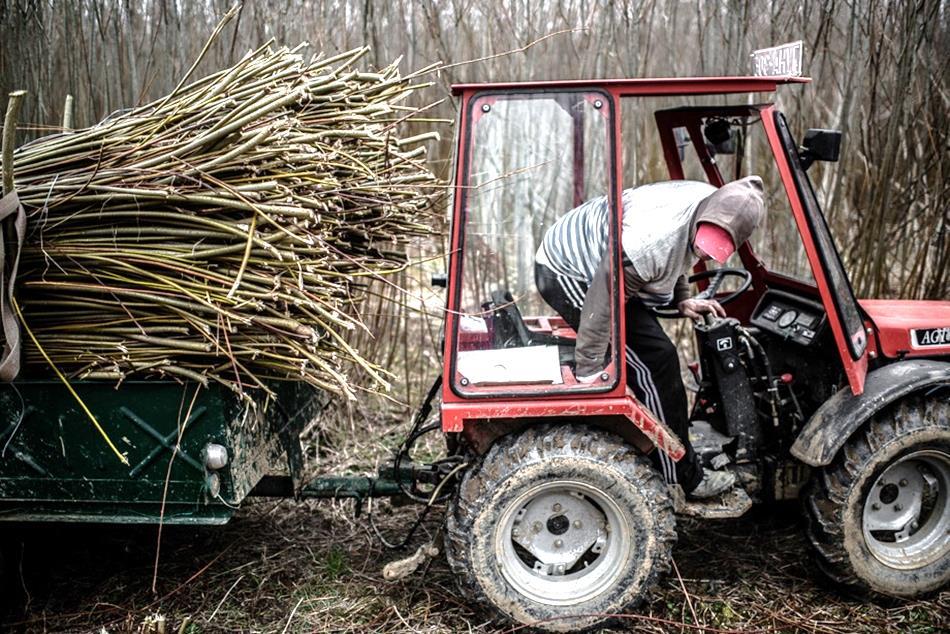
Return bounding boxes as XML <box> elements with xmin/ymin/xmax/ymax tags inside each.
<box><xmin>444</xmin><ymin>425</ymin><xmax>675</xmax><ymax>632</ymax></box>
<box><xmin>806</xmin><ymin>395</ymin><xmax>950</xmax><ymax>597</ymax></box>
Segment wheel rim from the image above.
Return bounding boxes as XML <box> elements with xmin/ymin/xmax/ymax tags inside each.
<box><xmin>494</xmin><ymin>479</ymin><xmax>632</xmax><ymax>606</ymax></box>
<box><xmin>861</xmin><ymin>449</ymin><xmax>950</xmax><ymax>569</ymax></box>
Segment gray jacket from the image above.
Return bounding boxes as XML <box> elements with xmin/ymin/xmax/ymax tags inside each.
<box><xmin>573</xmin><ymin>176</ymin><xmax>765</xmax><ymax>376</ymax></box>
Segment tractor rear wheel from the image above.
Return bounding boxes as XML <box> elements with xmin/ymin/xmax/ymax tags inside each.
<box><xmin>444</xmin><ymin>425</ymin><xmax>675</xmax><ymax>632</ymax></box>
<box><xmin>805</xmin><ymin>396</ymin><xmax>950</xmax><ymax>597</ymax></box>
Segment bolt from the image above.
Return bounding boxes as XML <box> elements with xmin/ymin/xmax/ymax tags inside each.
<box><xmin>573</xmin><ymin>519</ymin><xmax>583</xmax><ymax>529</ymax></box>
<box><xmin>871</xmin><ymin>503</ymin><xmax>881</xmax><ymax>511</ymax></box>
<box><xmin>554</xmin><ymin>539</ymin><xmax>564</xmax><ymax>548</ymax></box>
<box><xmin>533</xmin><ymin>521</ymin><xmax>543</xmax><ymax>533</ymax></box>
<box><xmin>894</xmin><ymin>504</ymin><xmax>903</xmax><ymax>512</ymax></box>
<box><xmin>552</xmin><ymin>503</ymin><xmax>562</xmax><ymax>512</ymax></box>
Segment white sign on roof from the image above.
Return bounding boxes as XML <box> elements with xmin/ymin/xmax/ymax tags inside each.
<box><xmin>751</xmin><ymin>41</ymin><xmax>804</xmax><ymax>77</ymax></box>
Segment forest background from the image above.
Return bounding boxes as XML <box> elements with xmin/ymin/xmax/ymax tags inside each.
<box><xmin>1</xmin><ymin>0</ymin><xmax>947</xmax><ymax>406</ymax></box>
<box><xmin>0</xmin><ymin>2</ymin><xmax>947</xmax><ymax>632</ymax></box>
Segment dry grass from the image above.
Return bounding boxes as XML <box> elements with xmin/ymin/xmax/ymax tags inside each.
<box><xmin>1</xmin><ymin>494</ymin><xmax>946</xmax><ymax>633</ymax></box>
<box><xmin>0</xmin><ymin>401</ymin><xmax>946</xmax><ymax>634</ymax></box>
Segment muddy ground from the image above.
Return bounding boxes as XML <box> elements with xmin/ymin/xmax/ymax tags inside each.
<box><xmin>1</xmin><ymin>496</ymin><xmax>946</xmax><ymax>633</ymax></box>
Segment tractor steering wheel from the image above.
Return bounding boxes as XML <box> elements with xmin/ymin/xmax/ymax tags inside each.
<box><xmin>652</xmin><ymin>268</ymin><xmax>753</xmax><ymax>319</ymax></box>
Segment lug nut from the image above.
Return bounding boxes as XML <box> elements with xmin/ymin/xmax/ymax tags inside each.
<box><xmin>533</xmin><ymin>521</ymin><xmax>543</xmax><ymax>533</ymax></box>
<box><xmin>554</xmin><ymin>539</ymin><xmax>563</xmax><ymax>548</ymax></box>
<box><xmin>894</xmin><ymin>504</ymin><xmax>903</xmax><ymax>512</ymax></box>
<box><xmin>871</xmin><ymin>503</ymin><xmax>881</xmax><ymax>511</ymax></box>
<box><xmin>899</xmin><ymin>479</ymin><xmax>908</xmax><ymax>487</ymax></box>
<box><xmin>512</xmin><ymin>527</ymin><xmax>520</xmax><ymax>537</ymax></box>
<box><xmin>573</xmin><ymin>520</ymin><xmax>583</xmax><ymax>529</ymax></box>
<box><xmin>911</xmin><ymin>521</ymin><xmax>919</xmax><ymax>530</ymax></box>
<box><xmin>553</xmin><ymin>503</ymin><xmax>562</xmax><ymax>512</ymax></box>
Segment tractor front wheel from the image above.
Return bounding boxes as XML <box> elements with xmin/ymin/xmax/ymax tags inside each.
<box><xmin>806</xmin><ymin>396</ymin><xmax>950</xmax><ymax>597</ymax></box>
<box><xmin>445</xmin><ymin>425</ymin><xmax>675</xmax><ymax>632</ymax></box>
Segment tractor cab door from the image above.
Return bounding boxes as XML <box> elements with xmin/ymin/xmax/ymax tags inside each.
<box><xmin>444</xmin><ymin>90</ymin><xmax>623</xmax><ymax>399</ymax></box>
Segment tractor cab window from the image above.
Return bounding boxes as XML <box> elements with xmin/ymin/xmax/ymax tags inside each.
<box><xmin>450</xmin><ymin>91</ymin><xmax>619</xmax><ymax>396</ymax></box>
<box><xmin>646</xmin><ymin>106</ymin><xmax>816</xmax><ymax>285</ymax></box>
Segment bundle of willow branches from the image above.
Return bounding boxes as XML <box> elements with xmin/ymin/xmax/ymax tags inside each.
<box><xmin>9</xmin><ymin>44</ymin><xmax>441</xmax><ymax>400</ymax></box>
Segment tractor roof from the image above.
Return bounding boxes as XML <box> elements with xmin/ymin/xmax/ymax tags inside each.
<box><xmin>450</xmin><ymin>76</ymin><xmax>810</xmax><ymax>96</ymax></box>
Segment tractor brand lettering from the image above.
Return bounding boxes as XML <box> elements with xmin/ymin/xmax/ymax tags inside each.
<box><xmin>913</xmin><ymin>327</ymin><xmax>950</xmax><ymax>347</ymax></box>
<box><xmin>716</xmin><ymin>337</ymin><xmax>734</xmax><ymax>351</ymax></box>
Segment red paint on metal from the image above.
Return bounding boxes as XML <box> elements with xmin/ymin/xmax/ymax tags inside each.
<box><xmin>451</xmin><ymin>76</ymin><xmax>810</xmax><ymax>96</ymax></box>
<box><xmin>441</xmin><ymin>390</ymin><xmax>685</xmax><ymax>461</ymax></box>
<box><xmin>761</xmin><ymin>108</ymin><xmax>867</xmax><ymax>394</ymax></box>
<box><xmin>860</xmin><ymin>300</ymin><xmax>950</xmax><ymax>358</ymax></box>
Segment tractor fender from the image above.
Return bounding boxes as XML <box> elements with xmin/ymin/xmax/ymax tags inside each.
<box><xmin>790</xmin><ymin>359</ymin><xmax>950</xmax><ymax>467</ymax></box>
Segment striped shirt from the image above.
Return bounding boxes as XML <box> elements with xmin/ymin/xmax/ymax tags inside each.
<box><xmin>537</xmin><ymin>195</ymin><xmax>610</xmax><ymax>282</ymax></box>
<box><xmin>537</xmin><ymin>181</ymin><xmax>716</xmax><ymax>306</ymax></box>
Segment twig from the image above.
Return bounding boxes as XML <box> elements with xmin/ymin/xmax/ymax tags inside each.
<box><xmin>439</xmin><ymin>28</ymin><xmax>585</xmax><ymax>70</ymax></box>
<box><xmin>673</xmin><ymin>556</ymin><xmax>701</xmax><ymax>633</ymax></box>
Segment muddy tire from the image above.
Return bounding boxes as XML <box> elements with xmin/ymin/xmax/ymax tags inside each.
<box><xmin>805</xmin><ymin>396</ymin><xmax>950</xmax><ymax>597</ymax></box>
<box><xmin>444</xmin><ymin>425</ymin><xmax>675</xmax><ymax>632</ymax></box>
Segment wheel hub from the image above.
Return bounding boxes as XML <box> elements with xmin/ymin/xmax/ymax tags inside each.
<box><xmin>497</xmin><ymin>480</ymin><xmax>632</xmax><ymax>606</ymax></box>
<box><xmin>511</xmin><ymin>490</ymin><xmax>605</xmax><ymax>575</ymax></box>
<box><xmin>862</xmin><ymin>449</ymin><xmax>950</xmax><ymax>569</ymax></box>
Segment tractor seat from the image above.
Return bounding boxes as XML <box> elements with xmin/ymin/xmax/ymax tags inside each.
<box><xmin>487</xmin><ymin>290</ymin><xmax>576</xmax><ymax>366</ymax></box>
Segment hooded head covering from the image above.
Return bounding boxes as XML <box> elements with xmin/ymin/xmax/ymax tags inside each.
<box><xmin>693</xmin><ymin>175</ymin><xmax>766</xmax><ymax>256</ymax></box>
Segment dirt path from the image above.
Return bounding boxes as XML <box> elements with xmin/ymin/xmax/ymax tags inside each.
<box><xmin>2</xmin><ymin>499</ymin><xmax>945</xmax><ymax>633</ymax></box>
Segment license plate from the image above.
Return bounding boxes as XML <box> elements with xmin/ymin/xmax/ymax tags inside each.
<box><xmin>751</xmin><ymin>41</ymin><xmax>803</xmax><ymax>77</ymax></box>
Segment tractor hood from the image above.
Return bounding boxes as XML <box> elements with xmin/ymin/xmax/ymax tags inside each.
<box><xmin>861</xmin><ymin>300</ymin><xmax>950</xmax><ymax>359</ymax></box>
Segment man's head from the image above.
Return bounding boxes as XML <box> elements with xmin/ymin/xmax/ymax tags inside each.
<box><xmin>692</xmin><ymin>175</ymin><xmax>766</xmax><ymax>263</ymax></box>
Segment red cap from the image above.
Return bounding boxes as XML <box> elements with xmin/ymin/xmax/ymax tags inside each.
<box><xmin>694</xmin><ymin>222</ymin><xmax>736</xmax><ymax>263</ymax></box>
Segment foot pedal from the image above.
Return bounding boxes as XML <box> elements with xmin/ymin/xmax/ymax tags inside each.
<box><xmin>671</xmin><ymin>486</ymin><xmax>753</xmax><ymax>519</ymax></box>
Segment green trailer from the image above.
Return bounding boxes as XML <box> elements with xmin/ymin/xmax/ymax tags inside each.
<box><xmin>0</xmin><ymin>378</ymin><xmax>410</xmax><ymax>525</ymax></box>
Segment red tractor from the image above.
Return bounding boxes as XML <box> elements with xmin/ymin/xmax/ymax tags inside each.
<box><xmin>410</xmin><ymin>75</ymin><xmax>950</xmax><ymax>631</ymax></box>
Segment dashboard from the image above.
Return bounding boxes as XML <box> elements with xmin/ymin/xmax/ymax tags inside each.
<box><xmin>750</xmin><ymin>290</ymin><xmax>827</xmax><ymax>346</ymax></box>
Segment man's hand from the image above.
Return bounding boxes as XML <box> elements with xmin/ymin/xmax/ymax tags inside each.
<box><xmin>678</xmin><ymin>298</ymin><xmax>726</xmax><ymax>321</ymax></box>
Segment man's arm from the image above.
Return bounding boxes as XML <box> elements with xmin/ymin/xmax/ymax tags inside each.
<box><xmin>574</xmin><ymin>255</ymin><xmax>614</xmax><ymax>378</ymax></box>
<box><xmin>674</xmin><ymin>273</ymin><xmax>726</xmax><ymax>320</ymax></box>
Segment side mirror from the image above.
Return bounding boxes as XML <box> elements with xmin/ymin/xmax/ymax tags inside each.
<box><xmin>704</xmin><ymin>119</ymin><xmax>736</xmax><ymax>155</ymax></box>
<box><xmin>799</xmin><ymin>128</ymin><xmax>841</xmax><ymax>170</ymax></box>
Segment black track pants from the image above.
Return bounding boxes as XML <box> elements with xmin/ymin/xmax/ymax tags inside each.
<box><xmin>535</xmin><ymin>262</ymin><xmax>703</xmax><ymax>492</ymax></box>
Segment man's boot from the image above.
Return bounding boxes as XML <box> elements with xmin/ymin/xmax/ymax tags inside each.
<box><xmin>688</xmin><ymin>468</ymin><xmax>737</xmax><ymax>499</ymax></box>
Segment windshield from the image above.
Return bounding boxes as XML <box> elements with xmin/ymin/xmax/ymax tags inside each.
<box><xmin>774</xmin><ymin>112</ymin><xmax>866</xmax><ymax>359</ymax></box>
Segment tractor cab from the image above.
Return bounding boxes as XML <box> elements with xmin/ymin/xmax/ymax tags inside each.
<box><xmin>441</xmin><ymin>77</ymin><xmax>868</xmax><ymax>429</ymax></box>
